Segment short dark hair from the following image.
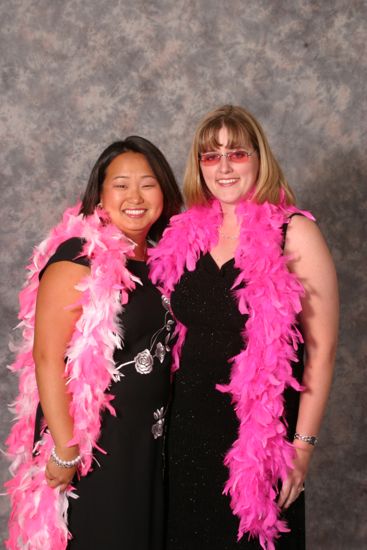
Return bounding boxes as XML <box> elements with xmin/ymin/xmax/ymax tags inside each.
<box><xmin>80</xmin><ymin>136</ymin><xmax>183</xmax><ymax>241</ymax></box>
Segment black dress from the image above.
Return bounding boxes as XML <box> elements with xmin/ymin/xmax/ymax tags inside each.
<box><xmin>34</xmin><ymin>238</ymin><xmax>174</xmax><ymax>550</ymax></box>
<box><xmin>167</xmin><ymin>252</ymin><xmax>305</xmax><ymax>550</ymax></box>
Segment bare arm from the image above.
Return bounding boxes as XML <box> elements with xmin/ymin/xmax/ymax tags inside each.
<box><xmin>33</xmin><ymin>260</ymin><xmax>90</xmax><ymax>490</ymax></box>
<box><xmin>278</xmin><ymin>215</ymin><xmax>339</xmax><ymax>508</ymax></box>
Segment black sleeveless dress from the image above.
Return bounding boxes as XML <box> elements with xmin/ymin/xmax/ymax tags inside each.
<box><xmin>34</xmin><ymin>238</ymin><xmax>174</xmax><ymax>550</ymax></box>
<box><xmin>166</xmin><ymin>251</ymin><xmax>305</xmax><ymax>550</ymax></box>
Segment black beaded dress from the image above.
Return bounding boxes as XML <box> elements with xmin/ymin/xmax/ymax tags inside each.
<box><xmin>166</xmin><ymin>250</ymin><xmax>305</xmax><ymax>550</ymax></box>
<box><xmin>34</xmin><ymin>238</ymin><xmax>174</xmax><ymax>550</ymax></box>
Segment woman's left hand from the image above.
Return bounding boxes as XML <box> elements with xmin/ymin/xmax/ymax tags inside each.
<box><xmin>278</xmin><ymin>445</ymin><xmax>313</xmax><ymax>509</ymax></box>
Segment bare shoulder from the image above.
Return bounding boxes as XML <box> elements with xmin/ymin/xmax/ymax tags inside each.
<box><xmin>34</xmin><ymin>262</ymin><xmax>91</xmax><ymax>360</ymax></box>
<box><xmin>40</xmin><ymin>260</ymin><xmax>90</xmax><ymax>286</ymax></box>
<box><xmin>37</xmin><ymin>261</ymin><xmax>90</xmax><ymax>309</ymax></box>
<box><xmin>284</xmin><ymin>215</ymin><xmax>338</xmax><ymax>352</ymax></box>
<box><xmin>284</xmin><ymin>215</ymin><xmax>328</xmax><ymax>256</ymax></box>
<box><xmin>284</xmin><ymin>215</ymin><xmax>337</xmax><ymax>291</ymax></box>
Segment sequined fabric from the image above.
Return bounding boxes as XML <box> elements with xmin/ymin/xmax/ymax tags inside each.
<box><xmin>167</xmin><ymin>252</ymin><xmax>305</xmax><ymax>550</ymax></box>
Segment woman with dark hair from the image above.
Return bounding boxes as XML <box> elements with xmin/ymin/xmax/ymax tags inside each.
<box><xmin>5</xmin><ymin>137</ymin><xmax>183</xmax><ymax>550</ymax></box>
<box><xmin>80</xmin><ymin>136</ymin><xmax>182</xmax><ymax>240</ymax></box>
<box><xmin>149</xmin><ymin>106</ymin><xmax>338</xmax><ymax>550</ymax></box>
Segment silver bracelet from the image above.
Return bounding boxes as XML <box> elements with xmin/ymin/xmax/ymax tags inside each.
<box><xmin>294</xmin><ymin>433</ymin><xmax>318</xmax><ymax>446</ymax></box>
<box><xmin>50</xmin><ymin>446</ymin><xmax>82</xmax><ymax>468</ymax></box>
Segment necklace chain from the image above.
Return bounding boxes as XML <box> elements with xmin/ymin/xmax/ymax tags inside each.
<box><xmin>219</xmin><ymin>230</ymin><xmax>239</xmax><ymax>240</ymax></box>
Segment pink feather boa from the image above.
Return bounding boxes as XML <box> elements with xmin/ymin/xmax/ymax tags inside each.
<box><xmin>5</xmin><ymin>204</ymin><xmax>136</xmax><ymax>549</ymax></box>
<box><xmin>149</xmin><ymin>198</ymin><xmax>314</xmax><ymax>550</ymax></box>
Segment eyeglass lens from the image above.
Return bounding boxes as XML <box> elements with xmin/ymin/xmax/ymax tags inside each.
<box><xmin>200</xmin><ymin>150</ymin><xmax>251</xmax><ymax>165</ymax></box>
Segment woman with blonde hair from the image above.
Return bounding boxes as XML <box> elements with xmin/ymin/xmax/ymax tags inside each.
<box><xmin>149</xmin><ymin>105</ymin><xmax>338</xmax><ymax>549</ymax></box>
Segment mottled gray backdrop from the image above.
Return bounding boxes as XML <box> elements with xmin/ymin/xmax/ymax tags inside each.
<box><xmin>1</xmin><ymin>1</ymin><xmax>366</xmax><ymax>548</ymax></box>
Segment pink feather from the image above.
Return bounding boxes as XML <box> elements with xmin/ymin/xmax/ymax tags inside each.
<box><xmin>5</xmin><ymin>204</ymin><xmax>136</xmax><ymax>549</ymax></box>
<box><xmin>148</xmin><ymin>198</ymin><xmax>314</xmax><ymax>549</ymax></box>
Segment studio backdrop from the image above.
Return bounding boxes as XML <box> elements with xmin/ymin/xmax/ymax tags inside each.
<box><xmin>1</xmin><ymin>1</ymin><xmax>366</xmax><ymax>549</ymax></box>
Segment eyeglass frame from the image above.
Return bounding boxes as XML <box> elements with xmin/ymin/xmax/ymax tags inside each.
<box><xmin>198</xmin><ymin>149</ymin><xmax>257</xmax><ymax>165</ymax></box>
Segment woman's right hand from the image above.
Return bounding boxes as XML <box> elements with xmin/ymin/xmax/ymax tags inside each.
<box><xmin>45</xmin><ymin>458</ymin><xmax>77</xmax><ymax>491</ymax></box>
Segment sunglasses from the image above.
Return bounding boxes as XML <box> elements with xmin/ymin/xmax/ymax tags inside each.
<box><xmin>199</xmin><ymin>149</ymin><xmax>256</xmax><ymax>166</ymax></box>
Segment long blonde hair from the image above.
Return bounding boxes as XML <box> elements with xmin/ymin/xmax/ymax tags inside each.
<box><xmin>184</xmin><ymin>105</ymin><xmax>295</xmax><ymax>207</ymax></box>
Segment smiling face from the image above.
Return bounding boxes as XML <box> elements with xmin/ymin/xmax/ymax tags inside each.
<box><xmin>199</xmin><ymin>126</ymin><xmax>259</xmax><ymax>208</ymax></box>
<box><xmin>100</xmin><ymin>152</ymin><xmax>164</xmax><ymax>241</ymax></box>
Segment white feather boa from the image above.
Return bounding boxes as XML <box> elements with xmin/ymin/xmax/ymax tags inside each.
<box><xmin>5</xmin><ymin>204</ymin><xmax>136</xmax><ymax>549</ymax></box>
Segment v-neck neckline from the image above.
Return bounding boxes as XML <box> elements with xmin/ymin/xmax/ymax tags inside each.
<box><xmin>206</xmin><ymin>252</ymin><xmax>235</xmax><ymax>272</ymax></box>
